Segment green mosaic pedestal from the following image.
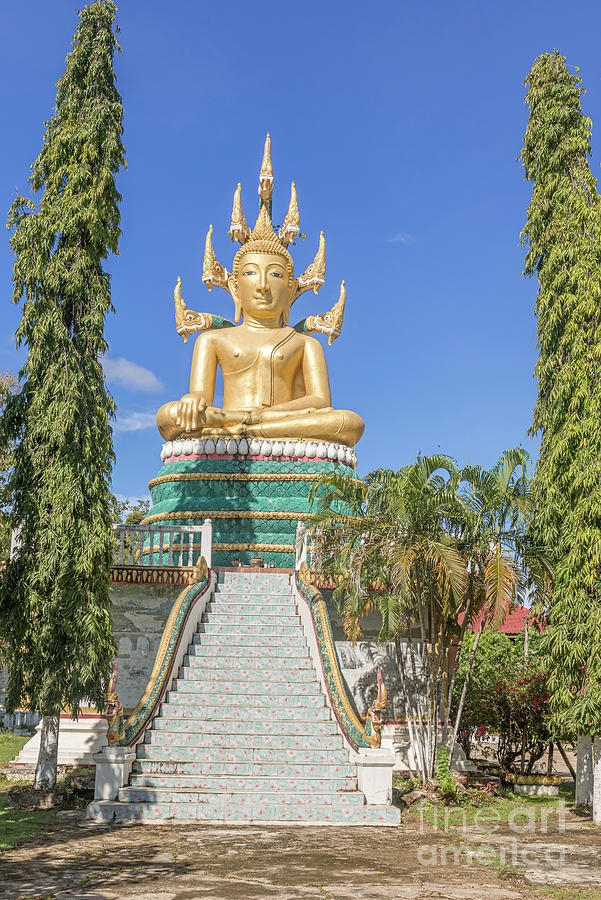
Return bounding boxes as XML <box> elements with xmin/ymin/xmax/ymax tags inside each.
<box><xmin>143</xmin><ymin>446</ymin><xmax>354</xmax><ymax>568</ymax></box>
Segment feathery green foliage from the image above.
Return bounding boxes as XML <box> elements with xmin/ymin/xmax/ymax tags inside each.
<box><xmin>0</xmin><ymin>371</ymin><xmax>19</xmax><ymax>561</ymax></box>
<box><xmin>521</xmin><ymin>52</ymin><xmax>601</xmax><ymax>732</ymax></box>
<box><xmin>0</xmin><ymin>1</ymin><xmax>124</xmax><ymax>719</ymax></box>
<box><xmin>309</xmin><ymin>450</ymin><xmax>544</xmax><ymax>780</ymax></box>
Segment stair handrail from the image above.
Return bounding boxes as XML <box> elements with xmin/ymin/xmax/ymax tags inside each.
<box><xmin>294</xmin><ymin>565</ymin><xmax>376</xmax><ymax>751</ymax></box>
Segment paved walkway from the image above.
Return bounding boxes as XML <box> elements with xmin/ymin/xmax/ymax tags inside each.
<box><xmin>1</xmin><ymin>809</ymin><xmax>601</xmax><ymax>899</ymax></box>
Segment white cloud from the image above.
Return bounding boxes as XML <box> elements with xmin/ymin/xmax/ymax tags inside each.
<box><xmin>114</xmin><ymin>493</ymin><xmax>151</xmax><ymax>505</ymax></box>
<box><xmin>114</xmin><ymin>412</ymin><xmax>157</xmax><ymax>433</ymax></box>
<box><xmin>103</xmin><ymin>356</ymin><xmax>163</xmax><ymax>392</ymax></box>
<box><xmin>385</xmin><ymin>233</ymin><xmax>415</xmax><ymax>244</ymax></box>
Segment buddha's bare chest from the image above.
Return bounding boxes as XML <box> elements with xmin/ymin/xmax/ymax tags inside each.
<box><xmin>217</xmin><ymin>331</ymin><xmax>303</xmax><ymax>378</ymax></box>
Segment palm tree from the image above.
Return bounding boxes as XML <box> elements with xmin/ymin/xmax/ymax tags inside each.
<box><xmin>310</xmin><ymin>455</ymin><xmax>466</xmax><ymax>780</ymax></box>
<box><xmin>447</xmin><ymin>449</ymin><xmax>552</xmax><ymax>759</ymax></box>
<box><xmin>309</xmin><ymin>449</ymin><xmax>551</xmax><ymax>782</ymax></box>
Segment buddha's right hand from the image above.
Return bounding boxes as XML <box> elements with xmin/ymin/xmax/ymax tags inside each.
<box><xmin>176</xmin><ymin>394</ymin><xmax>207</xmax><ymax>432</ymax></box>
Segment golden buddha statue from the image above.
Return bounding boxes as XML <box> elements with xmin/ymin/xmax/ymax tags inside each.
<box><xmin>156</xmin><ymin>135</ymin><xmax>364</xmax><ymax>448</ymax></box>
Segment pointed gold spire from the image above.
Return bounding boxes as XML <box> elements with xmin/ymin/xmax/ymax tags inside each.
<box><xmin>229</xmin><ymin>183</ymin><xmax>250</xmax><ymax>244</ymax></box>
<box><xmin>279</xmin><ymin>182</ymin><xmax>300</xmax><ymax>246</ymax></box>
<box><xmin>296</xmin><ymin>230</ymin><xmax>325</xmax><ymax>296</ymax></box>
<box><xmin>258</xmin><ymin>132</ymin><xmax>273</xmax><ymax>204</ymax></box>
<box><xmin>251</xmin><ymin>203</ymin><xmax>276</xmax><ymax>241</ymax></box>
<box><xmin>201</xmin><ymin>225</ymin><xmax>228</xmax><ymax>292</ymax></box>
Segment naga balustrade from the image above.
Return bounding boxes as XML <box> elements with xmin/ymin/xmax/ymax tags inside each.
<box><xmin>112</xmin><ymin>520</ymin><xmax>212</xmax><ymax>569</ymax></box>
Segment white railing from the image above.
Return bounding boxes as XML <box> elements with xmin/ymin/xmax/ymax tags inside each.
<box><xmin>112</xmin><ymin>519</ymin><xmax>212</xmax><ymax>568</ymax></box>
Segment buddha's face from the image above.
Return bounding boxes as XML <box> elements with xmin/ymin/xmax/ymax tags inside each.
<box><xmin>235</xmin><ymin>252</ymin><xmax>294</xmax><ymax>323</ymax></box>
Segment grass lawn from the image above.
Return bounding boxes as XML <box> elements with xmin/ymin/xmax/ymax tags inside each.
<box><xmin>398</xmin><ymin>777</ymin><xmax>576</xmax><ymax>832</ymax></box>
<box><xmin>0</xmin><ymin>730</ymin><xmax>29</xmax><ymax>764</ymax></box>
<box><xmin>0</xmin><ymin>730</ymin><xmax>59</xmax><ymax>851</ymax></box>
<box><xmin>0</xmin><ymin>784</ymin><xmax>58</xmax><ymax>852</ymax></box>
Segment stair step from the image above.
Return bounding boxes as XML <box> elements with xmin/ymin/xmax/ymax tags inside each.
<box><xmin>163</xmin><ymin>692</ymin><xmax>325</xmax><ymax>708</ymax></box>
<box><xmin>202</xmin><ymin>613</ymin><xmax>300</xmax><ymax>625</ymax></box>
<box><xmin>131</xmin><ymin>764</ymin><xmax>357</xmax><ymax>790</ymax></box>
<box><xmin>119</xmin><ymin>786</ymin><xmax>364</xmax><ymax>805</ymax></box>
<box><xmin>134</xmin><ymin>762</ymin><xmax>355</xmax><ymax>779</ymax></box>
<box><xmin>197</xmin><ymin>624</ymin><xmax>300</xmax><ymax>635</ymax></box>
<box><xmin>152</xmin><ymin>718</ymin><xmax>339</xmax><ymax>735</ymax></box>
<box><xmin>88</xmin><ymin>799</ymin><xmax>400</xmax><ymax>825</ymax></box>
<box><xmin>213</xmin><ymin>593</ymin><xmax>295</xmax><ymax>602</ymax></box>
<box><xmin>171</xmin><ymin>678</ymin><xmax>320</xmax><ymax>695</ymax></box>
<box><xmin>160</xmin><ymin>703</ymin><xmax>333</xmax><ymax>721</ymax></box>
<box><xmin>218</xmin><ymin>577</ymin><xmax>291</xmax><ymax>589</ymax></box>
<box><xmin>138</xmin><ymin>746</ymin><xmax>347</xmax><ymax>764</ymax></box>
<box><xmin>208</xmin><ymin>602</ymin><xmax>297</xmax><ymax>615</ymax></box>
<box><xmin>179</xmin><ymin>666</ymin><xmax>316</xmax><ymax>683</ymax></box>
<box><xmin>192</xmin><ymin>633</ymin><xmax>306</xmax><ymax>648</ymax></box>
<box><xmin>189</xmin><ymin>640</ymin><xmax>308</xmax><ymax>655</ymax></box>
<box><xmin>183</xmin><ymin>654</ymin><xmax>313</xmax><ymax>670</ymax></box>
<box><xmin>146</xmin><ymin>731</ymin><xmax>343</xmax><ymax>749</ymax></box>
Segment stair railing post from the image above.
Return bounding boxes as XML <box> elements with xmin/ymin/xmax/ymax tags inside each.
<box><xmin>295</xmin><ymin>521</ymin><xmax>307</xmax><ymax>570</ymax></box>
<box><xmin>202</xmin><ymin>518</ymin><xmax>212</xmax><ymax>568</ymax></box>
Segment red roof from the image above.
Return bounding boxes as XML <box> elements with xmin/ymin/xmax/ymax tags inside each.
<box><xmin>459</xmin><ymin>603</ymin><xmax>543</xmax><ymax>635</ymax></box>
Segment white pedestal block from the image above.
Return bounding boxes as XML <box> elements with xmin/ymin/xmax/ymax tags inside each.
<box><xmin>92</xmin><ymin>746</ymin><xmax>136</xmax><ymax>800</ymax></box>
<box><xmin>12</xmin><ymin>716</ymin><xmax>109</xmax><ymax>766</ymax></box>
<box><xmin>352</xmin><ymin>747</ymin><xmax>396</xmax><ymax>805</ymax></box>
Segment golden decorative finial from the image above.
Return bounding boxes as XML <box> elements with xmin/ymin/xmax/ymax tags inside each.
<box><xmin>296</xmin><ymin>230</ymin><xmax>325</xmax><ymax>296</ymax></box>
<box><xmin>174</xmin><ymin>277</ymin><xmax>214</xmax><ymax>342</ymax></box>
<box><xmin>191</xmin><ymin>554</ymin><xmax>208</xmax><ymax>584</ymax></box>
<box><xmin>302</xmin><ymin>281</ymin><xmax>346</xmax><ymax>345</ymax></box>
<box><xmin>251</xmin><ymin>203</ymin><xmax>277</xmax><ymax>241</ymax></box>
<box><xmin>202</xmin><ymin>225</ymin><xmax>228</xmax><ymax>292</ymax></box>
<box><xmin>279</xmin><ymin>182</ymin><xmax>300</xmax><ymax>246</ymax></box>
<box><xmin>259</xmin><ymin>132</ymin><xmax>273</xmax><ymax>204</ymax></box>
<box><xmin>229</xmin><ymin>183</ymin><xmax>250</xmax><ymax>244</ymax></box>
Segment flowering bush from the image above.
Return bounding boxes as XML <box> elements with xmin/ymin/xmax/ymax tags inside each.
<box><xmin>454</xmin><ymin>630</ymin><xmax>556</xmax><ymax>772</ymax></box>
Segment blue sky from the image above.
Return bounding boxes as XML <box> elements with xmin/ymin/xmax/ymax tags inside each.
<box><xmin>2</xmin><ymin>1</ymin><xmax>601</xmax><ymax>501</ymax></box>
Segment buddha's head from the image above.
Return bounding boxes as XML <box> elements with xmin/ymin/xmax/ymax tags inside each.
<box><xmin>229</xmin><ymin>211</ymin><xmax>295</xmax><ymax>324</ymax></box>
<box><xmin>202</xmin><ymin>134</ymin><xmax>326</xmax><ymax>321</ymax></box>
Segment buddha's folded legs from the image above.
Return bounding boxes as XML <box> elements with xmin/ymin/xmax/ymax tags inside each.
<box><xmin>253</xmin><ymin>407</ymin><xmax>364</xmax><ymax>446</ymax></box>
<box><xmin>157</xmin><ymin>401</ymin><xmax>364</xmax><ymax>447</ymax></box>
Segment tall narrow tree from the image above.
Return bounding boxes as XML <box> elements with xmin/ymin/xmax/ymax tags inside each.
<box><xmin>0</xmin><ymin>1</ymin><xmax>124</xmax><ymax>788</ymax></box>
<box><xmin>520</xmin><ymin>51</ymin><xmax>601</xmax><ymax>818</ymax></box>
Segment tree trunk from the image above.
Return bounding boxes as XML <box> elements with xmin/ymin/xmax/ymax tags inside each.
<box><xmin>448</xmin><ymin>619</ymin><xmax>484</xmax><ymax>762</ymax></box>
<box><xmin>576</xmin><ymin>735</ymin><xmax>593</xmax><ymax>808</ymax></box>
<box><xmin>557</xmin><ymin>741</ymin><xmax>576</xmax><ymax>781</ymax></box>
<box><xmin>547</xmin><ymin>742</ymin><xmax>554</xmax><ymax>776</ymax></box>
<box><xmin>34</xmin><ymin>716</ymin><xmax>60</xmax><ymax>789</ymax></box>
<box><xmin>593</xmin><ymin>737</ymin><xmax>601</xmax><ymax>824</ymax></box>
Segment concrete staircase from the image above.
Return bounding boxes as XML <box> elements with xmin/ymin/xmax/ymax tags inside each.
<box><xmin>88</xmin><ymin>571</ymin><xmax>400</xmax><ymax>825</ymax></box>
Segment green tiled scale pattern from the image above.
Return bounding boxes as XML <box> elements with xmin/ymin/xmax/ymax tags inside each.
<box><xmin>145</xmin><ymin>457</ymin><xmax>348</xmax><ymax>567</ymax></box>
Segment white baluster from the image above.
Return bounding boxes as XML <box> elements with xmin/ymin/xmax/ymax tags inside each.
<box><xmin>202</xmin><ymin>518</ymin><xmax>213</xmax><ymax>569</ymax></box>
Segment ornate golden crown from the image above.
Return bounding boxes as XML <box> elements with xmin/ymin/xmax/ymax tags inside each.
<box><xmin>175</xmin><ymin>134</ymin><xmax>345</xmax><ymax>344</ymax></box>
<box><xmin>203</xmin><ymin>133</ymin><xmax>325</xmax><ymax>298</ymax></box>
